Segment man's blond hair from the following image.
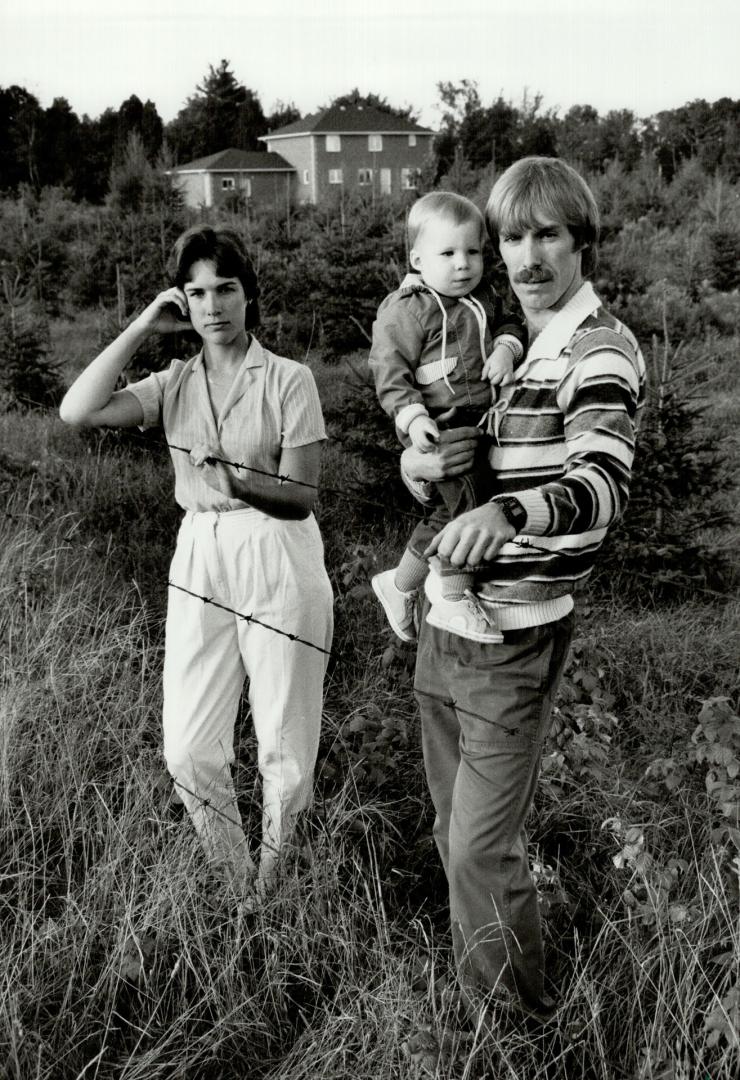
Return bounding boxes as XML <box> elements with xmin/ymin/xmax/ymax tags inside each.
<box><xmin>486</xmin><ymin>157</ymin><xmax>600</xmax><ymax>275</ymax></box>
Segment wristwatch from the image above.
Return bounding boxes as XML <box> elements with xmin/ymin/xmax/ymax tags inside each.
<box><xmin>493</xmin><ymin>496</ymin><xmax>527</xmax><ymax>532</ymax></box>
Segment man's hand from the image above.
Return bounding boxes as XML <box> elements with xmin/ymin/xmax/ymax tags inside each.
<box><xmin>401</xmin><ymin>423</ymin><xmax>480</xmax><ymax>483</ymax></box>
<box><xmin>424</xmin><ymin>503</ymin><xmax>515</xmax><ymax>567</ymax></box>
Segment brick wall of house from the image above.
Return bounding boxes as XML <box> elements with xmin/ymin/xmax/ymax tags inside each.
<box><xmin>312</xmin><ymin>132</ymin><xmax>434</xmax><ymax>201</ymax></box>
<box><xmin>266</xmin><ymin>132</ymin><xmax>434</xmax><ymax>204</ymax></box>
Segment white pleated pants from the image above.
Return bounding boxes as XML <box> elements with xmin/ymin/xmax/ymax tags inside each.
<box><xmin>162</xmin><ymin>507</ymin><xmax>333</xmax><ymax>888</ymax></box>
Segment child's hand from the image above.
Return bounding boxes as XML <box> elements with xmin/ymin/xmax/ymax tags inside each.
<box><xmin>482</xmin><ymin>344</ymin><xmax>515</xmax><ymax>388</ymax></box>
<box><xmin>408</xmin><ymin>415</ymin><xmax>440</xmax><ymax>452</ymax></box>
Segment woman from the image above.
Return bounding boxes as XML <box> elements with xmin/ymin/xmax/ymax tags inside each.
<box><xmin>60</xmin><ymin>225</ymin><xmax>334</xmax><ymax>900</ymax></box>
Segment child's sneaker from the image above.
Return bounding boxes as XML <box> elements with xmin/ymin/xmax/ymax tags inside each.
<box><xmin>426</xmin><ymin>591</ymin><xmax>504</xmax><ymax>643</ymax></box>
<box><xmin>371</xmin><ymin>570</ymin><xmax>418</xmax><ymax>642</ymax></box>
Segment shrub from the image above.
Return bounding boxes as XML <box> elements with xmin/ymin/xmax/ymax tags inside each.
<box><xmin>0</xmin><ymin>271</ymin><xmax>63</xmax><ymax>408</ymax></box>
<box><xmin>595</xmin><ymin>324</ymin><xmax>733</xmax><ymax>599</ymax></box>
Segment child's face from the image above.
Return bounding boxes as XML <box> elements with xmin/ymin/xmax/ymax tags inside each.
<box><xmin>410</xmin><ymin>216</ymin><xmax>484</xmax><ymax>298</ymax></box>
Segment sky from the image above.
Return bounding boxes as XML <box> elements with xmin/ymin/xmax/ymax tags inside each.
<box><xmin>1</xmin><ymin>0</ymin><xmax>737</xmax><ymax>129</ymax></box>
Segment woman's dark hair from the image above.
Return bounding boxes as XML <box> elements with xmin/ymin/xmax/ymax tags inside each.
<box><xmin>172</xmin><ymin>226</ymin><xmax>261</xmax><ymax>330</ymax></box>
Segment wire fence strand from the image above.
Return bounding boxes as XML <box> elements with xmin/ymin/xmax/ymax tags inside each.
<box><xmin>166</xmin><ymin>442</ymin><xmax>433</xmax><ymax>525</ymax></box>
<box><xmin>165</xmin><ymin>439</ymin><xmax>555</xmax><ymax>555</ymax></box>
<box><xmin>167</xmin><ymin>581</ymin><xmax>335</xmax><ymax>658</ymax></box>
<box><xmin>5</xmin><ymin>418</ymin><xmax>736</xmax><ymax>833</ymax></box>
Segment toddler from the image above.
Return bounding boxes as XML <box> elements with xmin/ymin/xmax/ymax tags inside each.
<box><xmin>369</xmin><ymin>191</ymin><xmax>525</xmax><ymax>643</ymax></box>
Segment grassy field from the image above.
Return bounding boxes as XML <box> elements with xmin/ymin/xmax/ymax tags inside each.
<box><xmin>0</xmin><ymin>321</ymin><xmax>738</xmax><ymax>1079</ymax></box>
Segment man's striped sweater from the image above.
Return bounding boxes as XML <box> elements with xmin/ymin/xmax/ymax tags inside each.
<box><xmin>413</xmin><ymin>282</ymin><xmax>647</xmax><ymax>630</ymax></box>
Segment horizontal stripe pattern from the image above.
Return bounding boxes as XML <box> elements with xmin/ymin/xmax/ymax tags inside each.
<box><xmin>476</xmin><ymin>285</ymin><xmax>646</xmax><ymax>606</ymax></box>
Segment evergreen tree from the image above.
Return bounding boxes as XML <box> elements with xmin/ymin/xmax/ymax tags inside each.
<box><xmin>165</xmin><ymin>60</ymin><xmax>266</xmax><ymax>163</ymax></box>
<box><xmin>557</xmin><ymin>104</ymin><xmax>603</xmax><ymax>172</ymax></box>
<box><xmin>116</xmin><ymin>95</ymin><xmax>163</xmax><ymax>165</ymax></box>
<box><xmin>38</xmin><ymin>97</ymin><xmax>81</xmax><ymax>190</ymax></box>
<box><xmin>77</xmin><ymin>108</ymin><xmax>119</xmax><ymax>203</ymax></box>
<box><xmin>0</xmin><ymin>270</ymin><xmax>61</xmax><ymax>408</ymax></box>
<box><xmin>0</xmin><ymin>86</ymin><xmax>43</xmax><ymax>190</ymax></box>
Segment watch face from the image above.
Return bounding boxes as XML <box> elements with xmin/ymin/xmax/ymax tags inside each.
<box><xmin>499</xmin><ymin>497</ymin><xmax>525</xmax><ymax>529</ymax></box>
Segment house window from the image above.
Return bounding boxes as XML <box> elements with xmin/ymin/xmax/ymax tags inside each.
<box><xmin>303</xmin><ymin>169</ymin><xmax>310</xmax><ymax>184</ymax></box>
<box><xmin>401</xmin><ymin>168</ymin><xmax>419</xmax><ymax>190</ymax></box>
<box><xmin>326</xmin><ymin>135</ymin><xmax>341</xmax><ymax>152</ymax></box>
<box><xmin>408</xmin><ymin>134</ymin><xmax>417</xmax><ymax>147</ymax></box>
<box><xmin>368</xmin><ymin>134</ymin><xmax>383</xmax><ymax>152</ymax></box>
<box><xmin>328</xmin><ymin>168</ymin><xmax>343</xmax><ymax>184</ymax></box>
<box><xmin>358</xmin><ymin>168</ymin><xmax>373</xmax><ymax>186</ymax></box>
<box><xmin>221</xmin><ymin>177</ymin><xmax>235</xmax><ymax>190</ymax></box>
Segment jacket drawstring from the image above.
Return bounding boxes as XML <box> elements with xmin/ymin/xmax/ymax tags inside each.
<box><xmin>459</xmin><ymin>294</ymin><xmax>489</xmax><ymax>366</ymax></box>
<box><xmin>428</xmin><ymin>288</ymin><xmax>453</xmax><ymax>393</ymax></box>
<box><xmin>461</xmin><ymin>293</ymin><xmax>500</xmax><ymax>435</ymax></box>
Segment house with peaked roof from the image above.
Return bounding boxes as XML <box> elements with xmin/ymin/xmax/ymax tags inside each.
<box><xmin>166</xmin><ymin>148</ymin><xmax>295</xmax><ymax>210</ymax></box>
<box><xmin>259</xmin><ymin>105</ymin><xmax>435</xmax><ymax>204</ymax></box>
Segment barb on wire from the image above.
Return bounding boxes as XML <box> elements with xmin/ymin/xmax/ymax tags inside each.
<box><xmin>171</xmin><ymin>778</ymin><xmax>244</xmax><ymax>830</ymax></box>
<box><xmin>412</xmin><ymin>684</ymin><xmax>519</xmax><ymax>737</ymax></box>
<box><xmin>168</xmin><ymin>580</ymin><xmax>336</xmax><ymax>659</ymax></box>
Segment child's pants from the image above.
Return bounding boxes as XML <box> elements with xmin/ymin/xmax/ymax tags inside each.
<box><xmin>162</xmin><ymin>508</ymin><xmax>333</xmax><ymax>887</ymax></box>
<box><xmin>406</xmin><ymin>409</ymin><xmax>496</xmax><ymax>570</ymax></box>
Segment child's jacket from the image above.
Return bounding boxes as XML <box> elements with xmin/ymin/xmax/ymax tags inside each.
<box><xmin>369</xmin><ymin>273</ymin><xmax>524</xmax><ymax>434</ymax></box>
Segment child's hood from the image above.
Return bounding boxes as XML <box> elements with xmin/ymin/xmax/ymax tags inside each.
<box><xmin>397</xmin><ymin>271</ymin><xmax>431</xmax><ymax>297</ymax></box>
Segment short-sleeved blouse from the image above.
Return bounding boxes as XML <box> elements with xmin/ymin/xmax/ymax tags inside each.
<box><xmin>126</xmin><ymin>336</ymin><xmax>327</xmax><ymax>513</ymax></box>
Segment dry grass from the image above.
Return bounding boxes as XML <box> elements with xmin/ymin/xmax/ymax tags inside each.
<box><xmin>0</xmin><ymin>336</ymin><xmax>738</xmax><ymax>1078</ymax></box>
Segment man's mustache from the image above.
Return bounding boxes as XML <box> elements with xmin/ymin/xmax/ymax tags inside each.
<box><xmin>515</xmin><ymin>267</ymin><xmax>553</xmax><ymax>284</ymax></box>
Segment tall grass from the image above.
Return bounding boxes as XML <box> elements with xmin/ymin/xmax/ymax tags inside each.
<box><xmin>0</xmin><ymin>340</ymin><xmax>738</xmax><ymax>1077</ymax></box>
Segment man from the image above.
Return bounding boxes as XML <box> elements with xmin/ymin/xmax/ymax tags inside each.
<box><xmin>401</xmin><ymin>157</ymin><xmax>646</xmax><ymax>1020</ymax></box>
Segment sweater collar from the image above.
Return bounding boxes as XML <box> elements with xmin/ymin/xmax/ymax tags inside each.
<box><xmin>524</xmin><ymin>281</ymin><xmax>601</xmax><ymax>363</ymax></box>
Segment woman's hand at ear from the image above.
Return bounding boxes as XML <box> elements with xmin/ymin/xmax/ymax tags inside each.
<box><xmin>133</xmin><ymin>287</ymin><xmax>192</xmax><ymax>335</ymax></box>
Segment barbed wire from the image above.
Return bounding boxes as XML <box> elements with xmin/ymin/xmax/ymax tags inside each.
<box><xmin>0</xmin><ymin>504</ymin><xmax>80</xmax><ymax>545</ymax></box>
<box><xmin>165</xmin><ymin>577</ymin><xmax>526</xmax><ymax>736</ymax></box>
<box><xmin>167</xmin><ymin>581</ymin><xmax>335</xmax><ymax>658</ymax></box>
<box><xmin>165</xmin><ymin>440</ymin><xmax>558</xmax><ymax>560</ymax></box>
<box><xmin>123</xmin><ymin>437</ymin><xmax>738</xmax><ymax>601</ymax></box>
<box><xmin>5</xmin><ymin>418</ymin><xmax>736</xmax><ymax>836</ymax></box>
<box><xmin>166</xmin><ymin>441</ymin><xmax>436</xmax><ymax>526</ymax></box>
<box><xmin>171</xmin><ymin>777</ymin><xmax>244</xmax><ymax>831</ymax></box>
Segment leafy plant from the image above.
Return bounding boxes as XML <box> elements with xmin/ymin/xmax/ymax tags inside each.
<box><xmin>648</xmin><ymin>697</ymin><xmax>740</xmax><ymax>847</ymax></box>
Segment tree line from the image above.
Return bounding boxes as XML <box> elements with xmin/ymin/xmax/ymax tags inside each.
<box><xmin>1</xmin><ymin>60</ymin><xmax>739</xmax><ymax>204</ymax></box>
